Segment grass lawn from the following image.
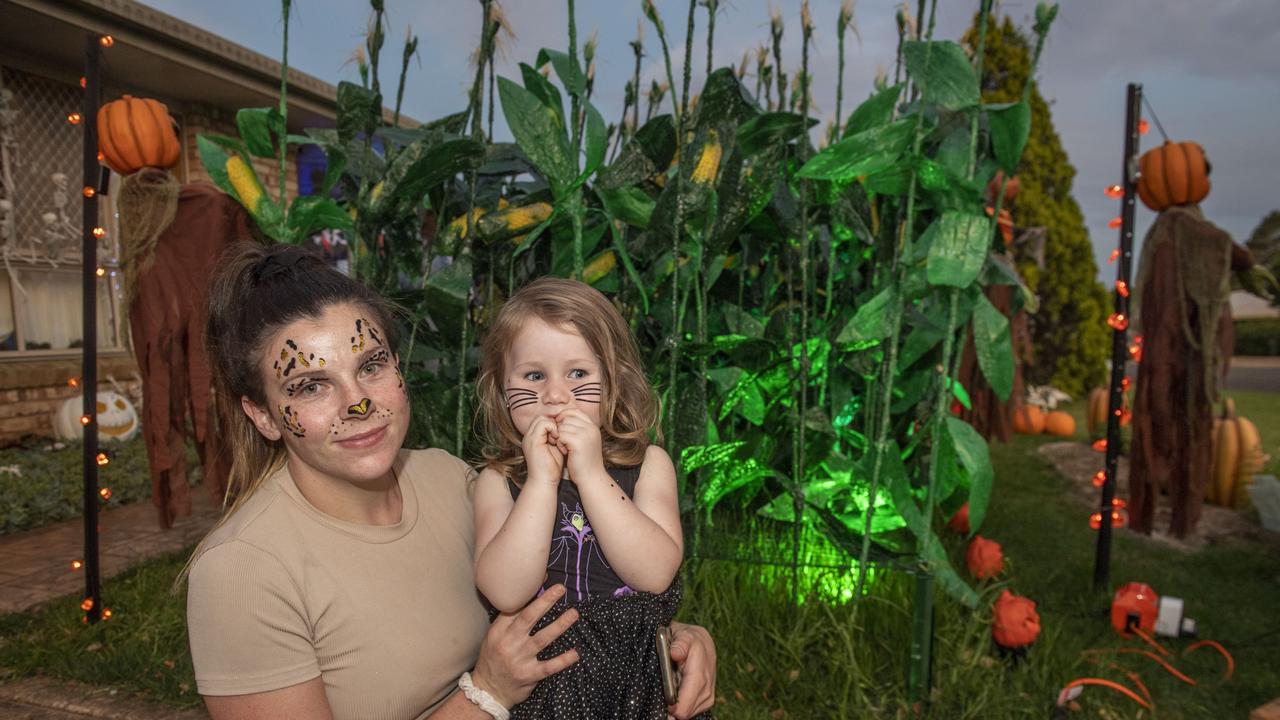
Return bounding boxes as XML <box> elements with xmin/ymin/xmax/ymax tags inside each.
<box><xmin>1</xmin><ymin>403</ymin><xmax>1277</xmax><ymax>717</ymax></box>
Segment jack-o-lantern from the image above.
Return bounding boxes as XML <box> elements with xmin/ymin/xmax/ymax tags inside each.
<box><xmin>53</xmin><ymin>391</ymin><xmax>140</xmax><ymax>443</ymax></box>
<box><xmin>992</xmin><ymin>590</ymin><xmax>1041</xmax><ymax>649</ymax></box>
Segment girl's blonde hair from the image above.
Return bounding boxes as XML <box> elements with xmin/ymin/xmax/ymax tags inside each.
<box><xmin>476</xmin><ymin>277</ymin><xmax>658</xmax><ymax>481</ymax></box>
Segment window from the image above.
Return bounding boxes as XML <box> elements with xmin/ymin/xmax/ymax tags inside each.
<box><xmin>0</xmin><ymin>65</ymin><xmax>126</xmax><ymax>359</ymax></box>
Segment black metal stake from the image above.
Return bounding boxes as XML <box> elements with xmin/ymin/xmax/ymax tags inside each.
<box><xmin>81</xmin><ymin>33</ymin><xmax>102</xmax><ymax>623</ymax></box>
<box><xmin>1093</xmin><ymin>82</ymin><xmax>1141</xmax><ymax>593</ymax></box>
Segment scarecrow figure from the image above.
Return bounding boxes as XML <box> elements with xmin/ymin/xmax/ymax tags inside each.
<box><xmin>1129</xmin><ymin>141</ymin><xmax>1276</xmax><ymax>537</ymax></box>
<box><xmin>120</xmin><ymin>170</ymin><xmax>254</xmax><ymax>527</ymax></box>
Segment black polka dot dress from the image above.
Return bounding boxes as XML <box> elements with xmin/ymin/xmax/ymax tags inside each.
<box><xmin>499</xmin><ymin>467</ymin><xmax>713</xmax><ymax>719</ymax></box>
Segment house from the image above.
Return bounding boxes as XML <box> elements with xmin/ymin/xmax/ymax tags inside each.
<box><xmin>0</xmin><ymin>0</ymin><xmax>380</xmax><ymax>443</ymax></box>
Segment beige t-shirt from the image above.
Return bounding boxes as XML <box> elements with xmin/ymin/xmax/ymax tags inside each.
<box><xmin>186</xmin><ymin>448</ymin><xmax>490</xmax><ymax>720</ymax></box>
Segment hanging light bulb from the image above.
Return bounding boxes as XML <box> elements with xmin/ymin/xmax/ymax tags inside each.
<box><xmin>99</xmin><ymin>35</ymin><xmax>114</xmax><ymax>47</ymax></box>
<box><xmin>102</xmin><ymin>608</ymin><xmax>113</xmax><ymax>620</ymax></box>
<box><xmin>92</xmin><ymin>226</ymin><xmax>106</xmax><ymax>239</ymax></box>
<box><xmin>68</xmin><ymin>377</ymin><xmax>80</xmax><ymax>388</ymax></box>
<box><xmin>1092</xmin><ymin>470</ymin><xmax>1106</xmax><ymax>487</ymax></box>
<box><xmin>80</xmin><ymin>415</ymin><xmax>92</xmax><ymax>426</ymax></box>
<box><xmin>1121</xmin><ymin>376</ymin><xmax>1131</xmax><ymax>392</ymax></box>
<box><xmin>1108</xmin><ymin>216</ymin><xmax>1123</xmax><ymax>229</ymax></box>
<box><xmin>1128</xmin><ymin>343</ymin><xmax>1142</xmax><ymax>361</ymax></box>
<box><xmin>1104</xmin><ymin>184</ymin><xmax>1123</xmax><ymax>199</ymax></box>
<box><xmin>79</xmin><ymin>76</ymin><xmax>87</xmax><ymax>88</ymax></box>
<box><xmin>1108</xmin><ymin>248</ymin><xmax>1121</xmax><ymax>263</ymax></box>
<box><xmin>1090</xmin><ymin>512</ymin><xmax>1103</xmax><ymax>530</ymax></box>
<box><xmin>81</xmin><ymin>597</ymin><xmax>94</xmax><ymax>611</ymax></box>
<box><xmin>96</xmin><ymin>452</ymin><xmax>110</xmax><ymax>466</ymax></box>
<box><xmin>71</xmin><ymin>559</ymin><xmax>83</xmax><ymax>570</ymax></box>
<box><xmin>1115</xmin><ymin>280</ymin><xmax>1129</xmax><ymax>298</ymax></box>
<box><xmin>67</xmin><ymin>112</ymin><xmax>82</xmax><ymax>125</ymax></box>
<box><xmin>1107</xmin><ymin>313</ymin><xmax>1129</xmax><ymax>331</ymax></box>
<box><xmin>1110</xmin><ymin>510</ymin><xmax>1127</xmax><ymax>528</ymax></box>
<box><xmin>82</xmin><ymin>186</ymin><xmax>95</xmax><ymax>198</ymax></box>
<box><xmin>1112</xmin><ymin>498</ymin><xmax>1127</xmax><ymax>509</ymax></box>
<box><xmin>99</xmin><ymin>487</ymin><xmax>112</xmax><ymax>501</ymax></box>
<box><xmin>1138</xmin><ymin>118</ymin><xmax>1149</xmax><ymax>135</ymax></box>
<box><xmin>96</xmin><ymin>151</ymin><xmax>105</xmax><ymax>162</ymax></box>
<box><xmin>1092</xmin><ymin>438</ymin><xmax>1108</xmax><ymax>452</ymax></box>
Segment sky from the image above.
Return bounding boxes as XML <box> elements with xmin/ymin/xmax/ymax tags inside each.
<box><xmin>143</xmin><ymin>0</ymin><xmax>1280</xmax><ymax>281</ymax></box>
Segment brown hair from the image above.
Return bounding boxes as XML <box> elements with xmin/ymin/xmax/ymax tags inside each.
<box><xmin>475</xmin><ymin>277</ymin><xmax>658</xmax><ymax>481</ymax></box>
<box><xmin>200</xmin><ymin>242</ymin><xmax>400</xmax><ymax>526</ymax></box>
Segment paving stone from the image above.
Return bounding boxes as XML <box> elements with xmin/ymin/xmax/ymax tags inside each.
<box><xmin>0</xmin><ymin>676</ymin><xmax>207</xmax><ymax>719</ymax></box>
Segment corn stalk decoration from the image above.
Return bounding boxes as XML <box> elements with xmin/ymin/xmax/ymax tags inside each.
<box><xmin>202</xmin><ymin>0</ymin><xmax>1057</xmax><ymax>696</ymax></box>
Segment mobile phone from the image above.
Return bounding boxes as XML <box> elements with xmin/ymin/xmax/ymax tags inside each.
<box><xmin>656</xmin><ymin>625</ymin><xmax>680</xmax><ymax>706</ymax></box>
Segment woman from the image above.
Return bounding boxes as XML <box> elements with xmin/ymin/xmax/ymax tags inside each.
<box><xmin>185</xmin><ymin>242</ymin><xmax>716</xmax><ymax>719</ymax></box>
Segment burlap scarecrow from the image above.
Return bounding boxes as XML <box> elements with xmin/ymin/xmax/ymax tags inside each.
<box><xmin>119</xmin><ymin>170</ymin><xmax>254</xmax><ymax>527</ymax></box>
<box><xmin>1129</xmin><ymin>203</ymin><xmax>1273</xmax><ymax>537</ymax></box>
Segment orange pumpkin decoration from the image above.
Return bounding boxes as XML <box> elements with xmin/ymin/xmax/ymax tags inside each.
<box><xmin>965</xmin><ymin>535</ymin><xmax>1005</xmax><ymax>579</ymax></box>
<box><xmin>992</xmin><ymin>590</ymin><xmax>1040</xmax><ymax>649</ymax></box>
<box><xmin>948</xmin><ymin>502</ymin><xmax>970</xmax><ymax>535</ymax></box>
<box><xmin>1043</xmin><ymin>410</ymin><xmax>1076</xmax><ymax>438</ymax></box>
<box><xmin>96</xmin><ymin>95</ymin><xmax>180</xmax><ymax>175</ymax></box>
<box><xmin>1137</xmin><ymin>141</ymin><xmax>1210</xmax><ymax>212</ymax></box>
<box><xmin>1012</xmin><ymin>404</ymin><xmax>1045</xmax><ymax>435</ymax></box>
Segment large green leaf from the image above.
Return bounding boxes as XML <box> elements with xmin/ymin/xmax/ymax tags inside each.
<box><xmin>375</xmin><ymin>135</ymin><xmax>484</xmax><ymax>213</ymax></box>
<box><xmin>335</xmin><ymin>81</ymin><xmax>382</xmax><ymax>144</ymax></box>
<box><xmin>797</xmin><ymin>118</ymin><xmax>915</xmax><ymax>183</ymax></box>
<box><xmin>694</xmin><ymin>68</ymin><xmax>757</xmax><ymax>127</ymax></box>
<box><xmin>989</xmin><ymin>102</ymin><xmax>1031</xmax><ymax>173</ymax></box>
<box><xmin>843</xmin><ymin>83</ymin><xmax>903</xmax><ymax>137</ymax></box>
<box><xmin>535</xmin><ymin>48</ymin><xmax>585</xmax><ymax>97</ymax></box>
<box><xmin>945</xmin><ymin>416</ymin><xmax>993</xmax><ymax>536</ymax></box>
<box><xmin>518</xmin><ymin>63</ymin><xmax>567</xmax><ymax>131</ymax></box>
<box><xmin>423</xmin><ymin>257</ymin><xmax>473</xmax><ymax>341</ymax></box>
<box><xmin>698</xmin><ymin>457</ymin><xmax>775</xmax><ymax>522</ymax></box>
<box><xmin>925</xmin><ymin>211</ymin><xmax>991</xmax><ymax>288</ymax></box>
<box><xmin>236</xmin><ymin>108</ymin><xmax>278</xmax><ymax>158</ymax></box>
<box><xmin>596</xmin><ymin>185</ymin><xmax>654</xmax><ymax>229</ymax></box>
<box><xmin>287</xmin><ymin>195</ymin><xmax>355</xmax><ymax>239</ymax></box>
<box><xmin>902</xmin><ymin>41</ymin><xmax>980</xmax><ymax>111</ymax></box>
<box><xmin>599</xmin><ymin>115</ymin><xmax>676</xmax><ymax>189</ymax></box>
<box><xmin>582</xmin><ymin>101</ymin><xmax>607</xmax><ymax>180</ymax></box>
<box><xmin>836</xmin><ymin>286</ymin><xmax>898</xmax><ymax>345</ymax></box>
<box><xmin>498</xmin><ymin>76</ymin><xmax>575</xmax><ymax>195</ymax></box>
<box><xmin>736</xmin><ymin>112</ymin><xmax>816</xmax><ymax>157</ymax></box>
<box><xmin>971</xmin><ymin>293</ymin><xmax>1014</xmax><ymax>401</ymax></box>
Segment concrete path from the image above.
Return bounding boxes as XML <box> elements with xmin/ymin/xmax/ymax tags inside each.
<box><xmin>1225</xmin><ymin>355</ymin><xmax>1280</xmax><ymax>394</ymax></box>
<box><xmin>0</xmin><ymin>491</ymin><xmax>217</xmax><ymax>614</ymax></box>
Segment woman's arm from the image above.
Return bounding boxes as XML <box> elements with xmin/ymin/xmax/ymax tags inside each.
<box><xmin>473</xmin><ymin>466</ymin><xmax>558</xmax><ymax>612</ymax></box>
<box><xmin>558</xmin><ymin>417</ymin><xmax>683</xmax><ymax>593</ymax></box>
<box><xmin>203</xmin><ymin>678</ymin><xmax>333</xmax><ymax>720</ymax></box>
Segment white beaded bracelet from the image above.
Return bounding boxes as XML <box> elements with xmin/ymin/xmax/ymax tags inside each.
<box><xmin>458</xmin><ymin>672</ymin><xmax>511</xmax><ymax>720</ymax></box>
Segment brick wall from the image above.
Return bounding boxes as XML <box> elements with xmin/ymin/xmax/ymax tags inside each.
<box><xmin>0</xmin><ymin>356</ymin><xmax>143</xmax><ymax>445</ymax></box>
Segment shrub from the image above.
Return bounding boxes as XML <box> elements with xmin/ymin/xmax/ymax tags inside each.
<box><xmin>1234</xmin><ymin>318</ymin><xmax>1280</xmax><ymax>356</ymax></box>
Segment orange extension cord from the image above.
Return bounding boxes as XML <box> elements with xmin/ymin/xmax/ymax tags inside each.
<box><xmin>1056</xmin><ymin>627</ymin><xmax>1235</xmax><ymax>710</ymax></box>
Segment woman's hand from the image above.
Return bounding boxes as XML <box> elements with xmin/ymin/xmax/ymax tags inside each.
<box><xmin>667</xmin><ymin>621</ymin><xmax>717</xmax><ymax>719</ymax></box>
<box><xmin>522</xmin><ymin>415</ymin><xmax>565</xmax><ymax>486</ymax></box>
<box><xmin>470</xmin><ymin>584</ymin><xmax>580</xmax><ymax>709</ymax></box>
<box><xmin>554</xmin><ymin>408</ymin><xmax>606</xmax><ymax>485</ymax></box>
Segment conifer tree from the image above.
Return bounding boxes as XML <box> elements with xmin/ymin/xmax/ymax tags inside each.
<box><xmin>973</xmin><ymin>15</ymin><xmax>1109</xmax><ymax>396</ymax></box>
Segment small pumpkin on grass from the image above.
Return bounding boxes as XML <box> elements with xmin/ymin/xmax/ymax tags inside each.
<box><xmin>1043</xmin><ymin>410</ymin><xmax>1076</xmax><ymax>438</ymax></box>
<box><xmin>96</xmin><ymin>95</ymin><xmax>181</xmax><ymax>175</ymax></box>
<box><xmin>1012</xmin><ymin>404</ymin><xmax>1046</xmax><ymax>435</ymax></box>
<box><xmin>965</xmin><ymin>535</ymin><xmax>1005</xmax><ymax>580</ymax></box>
<box><xmin>1208</xmin><ymin>398</ymin><xmax>1266</xmax><ymax>507</ymax></box>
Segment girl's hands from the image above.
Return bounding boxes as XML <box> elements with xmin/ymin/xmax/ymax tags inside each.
<box><xmin>666</xmin><ymin>621</ymin><xmax>717</xmax><ymax>719</ymax></box>
<box><xmin>554</xmin><ymin>408</ymin><xmax>606</xmax><ymax>485</ymax></box>
<box><xmin>522</xmin><ymin>415</ymin><xmax>565</xmax><ymax>486</ymax></box>
<box><xmin>470</xmin><ymin>584</ymin><xmax>580</xmax><ymax>709</ymax></box>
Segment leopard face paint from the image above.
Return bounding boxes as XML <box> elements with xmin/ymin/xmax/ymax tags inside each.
<box><xmin>273</xmin><ymin>339</ymin><xmax>326</xmax><ymax>379</ymax></box>
<box><xmin>351</xmin><ymin>318</ymin><xmax>385</xmax><ymax>354</ymax></box>
<box><xmin>278</xmin><ymin>404</ymin><xmax>306</xmax><ymax>437</ymax></box>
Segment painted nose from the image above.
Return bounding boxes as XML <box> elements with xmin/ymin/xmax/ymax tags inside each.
<box><xmin>347</xmin><ymin>397</ymin><xmax>373</xmax><ymax>417</ymax></box>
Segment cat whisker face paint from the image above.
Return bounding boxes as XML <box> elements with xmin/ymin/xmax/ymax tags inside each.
<box><xmin>570</xmin><ymin>382</ymin><xmax>602</xmax><ymax>404</ymax></box>
<box><xmin>504</xmin><ymin>387</ymin><xmax>538</xmax><ymax>412</ymax></box>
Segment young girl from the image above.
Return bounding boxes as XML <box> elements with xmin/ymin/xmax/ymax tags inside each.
<box><xmin>474</xmin><ymin>278</ymin><xmax>709</xmax><ymax>719</ymax></box>
<box><xmin>473</xmin><ymin>278</ymin><xmax>711</xmax><ymax>712</ymax></box>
